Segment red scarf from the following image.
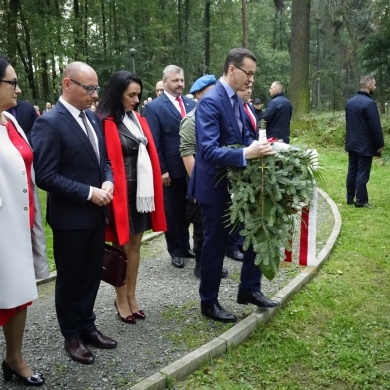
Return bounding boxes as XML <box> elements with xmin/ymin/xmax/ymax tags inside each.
<box><xmin>103</xmin><ymin>112</ymin><xmax>166</xmax><ymax>245</ymax></box>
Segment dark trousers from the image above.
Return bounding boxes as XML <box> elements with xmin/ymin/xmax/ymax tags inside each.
<box><xmin>53</xmin><ymin>222</ymin><xmax>105</xmax><ymax>339</ymax></box>
<box><xmin>163</xmin><ymin>178</ymin><xmax>190</xmax><ymax>257</ymax></box>
<box><xmin>199</xmin><ymin>201</ymin><xmax>261</xmax><ymax>304</ymax></box>
<box><xmin>346</xmin><ymin>152</ymin><xmax>373</xmax><ymax>204</ymax></box>
<box><xmin>186</xmin><ymin>200</ymin><xmax>203</xmax><ymax>265</ymax></box>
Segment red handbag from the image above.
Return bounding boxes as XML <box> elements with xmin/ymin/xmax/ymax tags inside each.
<box><xmin>102</xmin><ymin>244</ymin><xmax>127</xmax><ymax>287</ymax></box>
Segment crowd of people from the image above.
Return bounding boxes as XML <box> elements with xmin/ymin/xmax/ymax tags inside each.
<box><xmin>0</xmin><ymin>46</ymin><xmax>384</xmax><ymax>386</ymax></box>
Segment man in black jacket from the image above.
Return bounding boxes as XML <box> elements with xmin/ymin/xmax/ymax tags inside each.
<box><xmin>345</xmin><ymin>75</ymin><xmax>384</xmax><ymax>208</ymax></box>
<box><xmin>262</xmin><ymin>81</ymin><xmax>292</xmax><ymax>143</ymax></box>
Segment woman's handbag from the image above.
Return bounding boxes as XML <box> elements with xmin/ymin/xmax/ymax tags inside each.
<box><xmin>102</xmin><ymin>244</ymin><xmax>127</xmax><ymax>287</ymax></box>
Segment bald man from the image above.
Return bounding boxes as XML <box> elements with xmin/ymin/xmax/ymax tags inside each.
<box><xmin>31</xmin><ymin>61</ymin><xmax>117</xmax><ymax>365</ymax></box>
<box><xmin>155</xmin><ymin>80</ymin><xmax>164</xmax><ymax>98</ymax></box>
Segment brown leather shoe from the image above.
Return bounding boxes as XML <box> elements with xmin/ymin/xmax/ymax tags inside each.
<box><xmin>82</xmin><ymin>330</ymin><xmax>117</xmax><ymax>349</ymax></box>
<box><xmin>64</xmin><ymin>338</ymin><xmax>94</xmax><ymax>365</ymax></box>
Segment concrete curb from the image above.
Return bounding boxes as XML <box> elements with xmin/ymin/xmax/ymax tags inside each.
<box><xmin>130</xmin><ymin>188</ymin><xmax>342</xmax><ymax>390</ymax></box>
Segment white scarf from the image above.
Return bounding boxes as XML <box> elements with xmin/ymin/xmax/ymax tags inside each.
<box><xmin>122</xmin><ymin>113</ymin><xmax>155</xmax><ymax>213</ymax></box>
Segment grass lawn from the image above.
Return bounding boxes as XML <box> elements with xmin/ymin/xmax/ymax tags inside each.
<box><xmin>175</xmin><ymin>135</ymin><xmax>390</xmax><ymax>387</ymax></box>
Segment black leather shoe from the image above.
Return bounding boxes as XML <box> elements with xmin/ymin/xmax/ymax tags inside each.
<box><xmin>64</xmin><ymin>338</ymin><xmax>94</xmax><ymax>364</ymax></box>
<box><xmin>183</xmin><ymin>249</ymin><xmax>196</xmax><ymax>258</ymax></box>
<box><xmin>226</xmin><ymin>250</ymin><xmax>244</xmax><ymax>261</ymax></box>
<box><xmin>237</xmin><ymin>291</ymin><xmax>279</xmax><ymax>308</ymax></box>
<box><xmin>201</xmin><ymin>302</ymin><xmax>237</xmax><ymax>323</ymax></box>
<box><xmin>82</xmin><ymin>330</ymin><xmax>117</xmax><ymax>349</ymax></box>
<box><xmin>2</xmin><ymin>360</ymin><xmax>45</xmax><ymax>386</ymax></box>
<box><xmin>194</xmin><ymin>265</ymin><xmax>228</xmax><ymax>279</ymax></box>
<box><xmin>354</xmin><ymin>202</ymin><xmax>373</xmax><ymax>208</ymax></box>
<box><xmin>171</xmin><ymin>256</ymin><xmax>184</xmax><ymax>268</ymax></box>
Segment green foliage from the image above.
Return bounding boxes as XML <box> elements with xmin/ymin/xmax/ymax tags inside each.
<box><xmin>226</xmin><ymin>147</ymin><xmax>320</xmax><ymax>280</ymax></box>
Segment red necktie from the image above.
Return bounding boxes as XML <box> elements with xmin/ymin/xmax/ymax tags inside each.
<box><xmin>243</xmin><ymin>103</ymin><xmax>257</xmax><ymax>131</ymax></box>
<box><xmin>176</xmin><ymin>96</ymin><xmax>186</xmax><ymax>118</ymax></box>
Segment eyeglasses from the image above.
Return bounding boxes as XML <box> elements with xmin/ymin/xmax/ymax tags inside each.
<box><xmin>235</xmin><ymin>66</ymin><xmax>255</xmax><ymax>79</ymax></box>
<box><xmin>70</xmin><ymin>79</ymin><xmax>100</xmax><ymax>95</ymax></box>
<box><xmin>1</xmin><ymin>79</ymin><xmax>18</xmax><ymax>90</ymax></box>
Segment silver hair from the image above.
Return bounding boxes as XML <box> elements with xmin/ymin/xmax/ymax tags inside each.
<box><xmin>162</xmin><ymin>65</ymin><xmax>184</xmax><ymax>80</ymax></box>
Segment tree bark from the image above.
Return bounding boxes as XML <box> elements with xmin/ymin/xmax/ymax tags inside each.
<box><xmin>242</xmin><ymin>0</ymin><xmax>247</xmax><ymax>48</ymax></box>
<box><xmin>7</xmin><ymin>0</ymin><xmax>19</xmax><ymax>62</ymax></box>
<box><xmin>204</xmin><ymin>0</ymin><xmax>212</xmax><ymax>73</ymax></box>
<box><xmin>290</xmin><ymin>0</ymin><xmax>311</xmax><ymax>117</ymax></box>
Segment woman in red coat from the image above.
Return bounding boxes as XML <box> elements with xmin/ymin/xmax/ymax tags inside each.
<box><xmin>97</xmin><ymin>71</ymin><xmax>166</xmax><ymax>324</ymax></box>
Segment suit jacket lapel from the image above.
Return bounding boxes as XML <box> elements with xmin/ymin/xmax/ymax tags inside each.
<box><xmin>217</xmin><ymin>82</ymin><xmax>243</xmax><ymax>144</ymax></box>
<box><xmin>56</xmin><ymin>102</ymin><xmax>100</xmax><ymax>167</ymax></box>
<box><xmin>161</xmin><ymin>93</ymin><xmax>182</xmax><ymax>120</ymax></box>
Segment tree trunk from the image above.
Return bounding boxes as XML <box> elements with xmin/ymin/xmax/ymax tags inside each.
<box><xmin>242</xmin><ymin>0</ymin><xmax>247</xmax><ymax>48</ymax></box>
<box><xmin>18</xmin><ymin>4</ymin><xmax>37</xmax><ymax>100</ymax></box>
<box><xmin>290</xmin><ymin>0</ymin><xmax>311</xmax><ymax>117</ymax></box>
<box><xmin>7</xmin><ymin>0</ymin><xmax>19</xmax><ymax>62</ymax></box>
<box><xmin>204</xmin><ymin>0</ymin><xmax>212</xmax><ymax>73</ymax></box>
<box><xmin>100</xmin><ymin>0</ymin><xmax>107</xmax><ymax>56</ymax></box>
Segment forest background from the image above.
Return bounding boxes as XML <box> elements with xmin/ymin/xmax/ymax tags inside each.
<box><xmin>1</xmin><ymin>0</ymin><xmax>390</xmax><ymax>117</ymax></box>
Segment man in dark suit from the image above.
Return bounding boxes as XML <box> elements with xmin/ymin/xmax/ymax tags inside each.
<box><xmin>238</xmin><ymin>83</ymin><xmax>258</xmax><ymax>139</ymax></box>
<box><xmin>188</xmin><ymin>48</ymin><xmax>279</xmax><ymax>323</ymax></box>
<box><xmin>31</xmin><ymin>61</ymin><xmax>117</xmax><ymax>365</ymax></box>
<box><xmin>262</xmin><ymin>81</ymin><xmax>292</xmax><ymax>143</ymax></box>
<box><xmin>144</xmin><ymin>65</ymin><xmax>196</xmax><ymax>269</ymax></box>
<box><xmin>6</xmin><ymin>99</ymin><xmax>38</xmax><ymax>139</ymax></box>
<box><xmin>345</xmin><ymin>75</ymin><xmax>384</xmax><ymax>208</ymax></box>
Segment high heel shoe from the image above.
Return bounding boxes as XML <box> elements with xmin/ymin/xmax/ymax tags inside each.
<box><xmin>2</xmin><ymin>360</ymin><xmax>45</xmax><ymax>386</ymax></box>
<box><xmin>114</xmin><ymin>301</ymin><xmax>136</xmax><ymax>324</ymax></box>
<box><xmin>131</xmin><ymin>309</ymin><xmax>146</xmax><ymax>320</ymax></box>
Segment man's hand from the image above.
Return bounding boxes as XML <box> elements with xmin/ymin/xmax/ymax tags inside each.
<box><xmin>102</xmin><ymin>181</ymin><xmax>114</xmax><ymax>196</ymax></box>
<box><xmin>162</xmin><ymin>172</ymin><xmax>171</xmax><ymax>187</ymax></box>
<box><xmin>244</xmin><ymin>140</ymin><xmax>276</xmax><ymax>160</ymax></box>
<box><xmin>91</xmin><ymin>187</ymin><xmax>113</xmax><ymax>206</ymax></box>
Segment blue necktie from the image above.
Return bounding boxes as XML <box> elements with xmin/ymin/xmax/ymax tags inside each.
<box><xmin>232</xmin><ymin>94</ymin><xmax>243</xmax><ymax>133</ymax></box>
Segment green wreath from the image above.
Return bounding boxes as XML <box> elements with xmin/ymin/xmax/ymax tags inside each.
<box><xmin>226</xmin><ymin>146</ymin><xmax>322</xmax><ymax>280</ymax></box>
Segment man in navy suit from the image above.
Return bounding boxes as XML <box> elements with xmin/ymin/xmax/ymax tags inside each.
<box><xmin>31</xmin><ymin>62</ymin><xmax>117</xmax><ymax>364</ymax></box>
<box><xmin>238</xmin><ymin>82</ymin><xmax>258</xmax><ymax>139</ymax></box>
<box><xmin>144</xmin><ymin>65</ymin><xmax>196</xmax><ymax>269</ymax></box>
<box><xmin>6</xmin><ymin>99</ymin><xmax>38</xmax><ymax>140</ymax></box>
<box><xmin>188</xmin><ymin>48</ymin><xmax>279</xmax><ymax>323</ymax></box>
<box><xmin>345</xmin><ymin>75</ymin><xmax>384</xmax><ymax>208</ymax></box>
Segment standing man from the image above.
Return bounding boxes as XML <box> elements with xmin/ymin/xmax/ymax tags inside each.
<box><xmin>188</xmin><ymin>48</ymin><xmax>279</xmax><ymax>323</ymax></box>
<box><xmin>144</xmin><ymin>65</ymin><xmax>196</xmax><ymax>268</ymax></box>
<box><xmin>238</xmin><ymin>84</ymin><xmax>258</xmax><ymax>139</ymax></box>
<box><xmin>262</xmin><ymin>81</ymin><xmax>292</xmax><ymax>143</ymax></box>
<box><xmin>6</xmin><ymin>99</ymin><xmax>38</xmax><ymax>138</ymax></box>
<box><xmin>42</xmin><ymin>101</ymin><xmax>52</xmax><ymax>114</ymax></box>
<box><xmin>252</xmin><ymin>98</ymin><xmax>264</xmax><ymax>121</ymax></box>
<box><xmin>179</xmin><ymin>74</ymin><xmax>228</xmax><ymax>279</ymax></box>
<box><xmin>345</xmin><ymin>75</ymin><xmax>384</xmax><ymax>208</ymax></box>
<box><xmin>31</xmin><ymin>62</ymin><xmax>117</xmax><ymax>365</ymax></box>
<box><xmin>155</xmin><ymin>80</ymin><xmax>164</xmax><ymax>98</ymax></box>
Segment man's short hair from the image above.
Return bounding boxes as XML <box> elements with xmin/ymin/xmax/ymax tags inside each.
<box><xmin>162</xmin><ymin>65</ymin><xmax>184</xmax><ymax>80</ymax></box>
<box><xmin>360</xmin><ymin>75</ymin><xmax>375</xmax><ymax>89</ymax></box>
<box><xmin>223</xmin><ymin>48</ymin><xmax>257</xmax><ymax>75</ymax></box>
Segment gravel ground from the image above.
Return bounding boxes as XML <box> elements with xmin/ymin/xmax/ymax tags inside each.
<box><xmin>0</xmin><ymin>194</ymin><xmax>333</xmax><ymax>390</ymax></box>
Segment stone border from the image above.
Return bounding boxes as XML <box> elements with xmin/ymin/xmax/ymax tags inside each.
<box><xmin>129</xmin><ymin>188</ymin><xmax>342</xmax><ymax>390</ymax></box>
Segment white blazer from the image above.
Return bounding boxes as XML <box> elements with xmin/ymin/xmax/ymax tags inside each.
<box><xmin>0</xmin><ymin>111</ymin><xmax>49</xmax><ymax>309</ymax></box>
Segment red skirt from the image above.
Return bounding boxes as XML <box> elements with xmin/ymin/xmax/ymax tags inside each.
<box><xmin>0</xmin><ymin>302</ymin><xmax>32</xmax><ymax>326</ymax></box>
